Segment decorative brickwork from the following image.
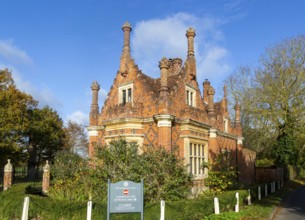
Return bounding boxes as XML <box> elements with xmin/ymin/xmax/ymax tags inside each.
<box><xmin>87</xmin><ymin>22</ymin><xmax>256</xmax><ymax>186</ymax></box>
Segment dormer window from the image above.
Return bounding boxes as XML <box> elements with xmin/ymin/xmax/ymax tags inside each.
<box><xmin>119</xmin><ymin>82</ymin><xmax>133</xmax><ymax>105</ymax></box>
<box><xmin>186</xmin><ymin>85</ymin><xmax>196</xmax><ymax>107</ymax></box>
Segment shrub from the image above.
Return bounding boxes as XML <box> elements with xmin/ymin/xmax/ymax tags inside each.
<box><xmin>255</xmin><ymin>158</ymin><xmax>275</xmax><ymax>167</ymax></box>
<box><xmin>50</xmin><ymin>138</ymin><xmax>192</xmax><ymax>202</ymax></box>
<box><xmin>205</xmin><ymin>154</ymin><xmax>238</xmax><ymax>192</ymax></box>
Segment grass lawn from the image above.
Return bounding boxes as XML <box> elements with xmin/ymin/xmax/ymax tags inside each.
<box><xmin>0</xmin><ymin>180</ymin><xmax>304</xmax><ymax>220</ymax></box>
<box><xmin>205</xmin><ymin>179</ymin><xmax>305</xmax><ymax>220</ymax></box>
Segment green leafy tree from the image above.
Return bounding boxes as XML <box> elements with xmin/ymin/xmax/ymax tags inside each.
<box><xmin>0</xmin><ymin>69</ymin><xmax>37</xmax><ymax>166</ymax></box>
<box><xmin>26</xmin><ymin>106</ymin><xmax>65</xmax><ymax>172</ymax></box>
<box><xmin>225</xmin><ymin>35</ymin><xmax>305</xmax><ymax>165</ymax></box>
<box><xmin>0</xmin><ymin>68</ymin><xmax>65</xmax><ymax>170</ymax></box>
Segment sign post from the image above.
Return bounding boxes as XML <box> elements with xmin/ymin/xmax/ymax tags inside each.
<box><xmin>107</xmin><ymin>179</ymin><xmax>144</xmax><ymax>220</ymax></box>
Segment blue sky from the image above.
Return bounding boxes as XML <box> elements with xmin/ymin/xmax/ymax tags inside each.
<box><xmin>0</xmin><ymin>0</ymin><xmax>304</xmax><ymax>126</ymax></box>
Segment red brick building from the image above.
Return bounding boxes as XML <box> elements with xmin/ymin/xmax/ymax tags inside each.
<box><xmin>88</xmin><ymin>22</ymin><xmax>255</xmax><ymax>186</ymax></box>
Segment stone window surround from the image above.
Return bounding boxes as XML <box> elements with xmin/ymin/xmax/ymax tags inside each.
<box><xmin>184</xmin><ymin>137</ymin><xmax>208</xmax><ymax>179</ymax></box>
<box><xmin>186</xmin><ymin>85</ymin><xmax>196</xmax><ymax>107</ymax></box>
<box><xmin>118</xmin><ymin>82</ymin><xmax>133</xmax><ymax>105</ymax></box>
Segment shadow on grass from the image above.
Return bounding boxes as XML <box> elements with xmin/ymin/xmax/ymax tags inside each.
<box><xmin>239</xmin><ymin>180</ymin><xmax>305</xmax><ymax>220</ymax></box>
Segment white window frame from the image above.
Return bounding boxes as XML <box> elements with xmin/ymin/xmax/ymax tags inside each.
<box><xmin>118</xmin><ymin>83</ymin><xmax>133</xmax><ymax>105</ymax></box>
<box><xmin>186</xmin><ymin>85</ymin><xmax>196</xmax><ymax>107</ymax></box>
<box><xmin>189</xmin><ymin>142</ymin><xmax>206</xmax><ymax>176</ymax></box>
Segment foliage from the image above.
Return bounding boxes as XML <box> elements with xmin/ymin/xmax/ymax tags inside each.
<box><xmin>205</xmin><ymin>153</ymin><xmax>238</xmax><ymax>192</ymax></box>
<box><xmin>0</xmin><ymin>183</ymin><xmax>254</xmax><ymax>220</ymax></box>
<box><xmin>255</xmin><ymin>158</ymin><xmax>275</xmax><ymax>167</ymax></box>
<box><xmin>225</xmin><ymin>35</ymin><xmax>305</xmax><ymax>165</ymax></box>
<box><xmin>63</xmin><ymin>120</ymin><xmax>88</xmax><ymax>157</ymax></box>
<box><xmin>26</xmin><ymin>106</ymin><xmax>65</xmax><ymax>170</ymax></box>
<box><xmin>50</xmin><ymin>138</ymin><xmax>192</xmax><ymax>203</ymax></box>
<box><xmin>49</xmin><ymin>150</ymin><xmax>92</xmax><ymax>201</ymax></box>
<box><xmin>0</xmin><ymin>69</ymin><xmax>37</xmax><ymax>166</ymax></box>
<box><xmin>0</xmin><ymin>68</ymin><xmax>65</xmax><ymax>168</ymax></box>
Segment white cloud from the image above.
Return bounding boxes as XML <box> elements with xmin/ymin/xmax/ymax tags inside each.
<box><xmin>66</xmin><ymin>111</ymin><xmax>89</xmax><ymax>126</ymax></box>
<box><xmin>131</xmin><ymin>13</ymin><xmax>231</xmax><ymax>86</ymax></box>
<box><xmin>0</xmin><ymin>39</ymin><xmax>33</xmax><ymax>65</ymax></box>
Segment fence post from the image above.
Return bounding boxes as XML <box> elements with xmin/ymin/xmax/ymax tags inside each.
<box><xmin>21</xmin><ymin>196</ymin><xmax>30</xmax><ymax>220</ymax></box>
<box><xmin>3</xmin><ymin>159</ymin><xmax>13</xmax><ymax>191</ymax></box>
<box><xmin>265</xmin><ymin>184</ymin><xmax>268</xmax><ymax>197</ymax></box>
<box><xmin>235</xmin><ymin>192</ymin><xmax>239</xmax><ymax>212</ymax></box>
<box><xmin>42</xmin><ymin>160</ymin><xmax>50</xmax><ymax>194</ymax></box>
<box><xmin>160</xmin><ymin>200</ymin><xmax>165</xmax><ymax>220</ymax></box>
<box><xmin>258</xmin><ymin>186</ymin><xmax>261</xmax><ymax>200</ymax></box>
<box><xmin>87</xmin><ymin>200</ymin><xmax>92</xmax><ymax>220</ymax></box>
<box><xmin>247</xmin><ymin>189</ymin><xmax>251</xmax><ymax>205</ymax></box>
<box><xmin>214</xmin><ymin>197</ymin><xmax>220</xmax><ymax>214</ymax></box>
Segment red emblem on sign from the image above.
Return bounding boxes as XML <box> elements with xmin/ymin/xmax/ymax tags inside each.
<box><xmin>123</xmin><ymin>189</ymin><xmax>128</xmax><ymax>195</ymax></box>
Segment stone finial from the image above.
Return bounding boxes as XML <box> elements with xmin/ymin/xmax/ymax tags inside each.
<box><xmin>43</xmin><ymin>160</ymin><xmax>50</xmax><ymax>172</ymax></box>
<box><xmin>91</xmin><ymin>81</ymin><xmax>100</xmax><ymax>91</ymax></box>
<box><xmin>186</xmin><ymin>27</ymin><xmax>196</xmax><ymax>57</ymax></box>
<box><xmin>4</xmin><ymin>159</ymin><xmax>13</xmax><ymax>172</ymax></box>
<box><xmin>122</xmin><ymin>21</ymin><xmax>132</xmax><ymax>32</ymax></box>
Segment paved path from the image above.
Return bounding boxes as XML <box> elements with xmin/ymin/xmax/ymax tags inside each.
<box><xmin>273</xmin><ymin>185</ymin><xmax>305</xmax><ymax>220</ymax></box>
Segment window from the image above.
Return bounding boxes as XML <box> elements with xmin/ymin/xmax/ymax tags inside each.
<box><xmin>186</xmin><ymin>86</ymin><xmax>196</xmax><ymax>107</ymax></box>
<box><xmin>189</xmin><ymin>143</ymin><xmax>205</xmax><ymax>175</ymax></box>
<box><xmin>119</xmin><ymin>83</ymin><xmax>133</xmax><ymax>105</ymax></box>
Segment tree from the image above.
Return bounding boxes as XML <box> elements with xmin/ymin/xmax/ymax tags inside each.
<box><xmin>26</xmin><ymin>106</ymin><xmax>65</xmax><ymax>171</ymax></box>
<box><xmin>0</xmin><ymin>69</ymin><xmax>37</xmax><ymax>166</ymax></box>
<box><xmin>0</xmin><ymin>68</ymin><xmax>65</xmax><ymax>170</ymax></box>
<box><xmin>225</xmin><ymin>35</ymin><xmax>305</xmax><ymax>165</ymax></box>
<box><xmin>63</xmin><ymin>120</ymin><xmax>88</xmax><ymax>157</ymax></box>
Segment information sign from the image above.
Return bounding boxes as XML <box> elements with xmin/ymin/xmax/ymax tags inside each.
<box><xmin>107</xmin><ymin>179</ymin><xmax>144</xmax><ymax>220</ymax></box>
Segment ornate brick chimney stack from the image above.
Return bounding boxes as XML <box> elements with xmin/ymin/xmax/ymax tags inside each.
<box><xmin>234</xmin><ymin>102</ymin><xmax>242</xmax><ymax>136</ymax></box>
<box><xmin>90</xmin><ymin>81</ymin><xmax>100</xmax><ymax>125</ymax></box>
<box><xmin>203</xmin><ymin>79</ymin><xmax>210</xmax><ymax>104</ymax></box>
<box><xmin>208</xmin><ymin>85</ymin><xmax>216</xmax><ymax>124</ymax></box>
<box><xmin>159</xmin><ymin>57</ymin><xmax>169</xmax><ymax>113</ymax></box>
<box><xmin>222</xmin><ymin>85</ymin><xmax>228</xmax><ymax>113</ymax></box>
<box><xmin>120</xmin><ymin>21</ymin><xmax>132</xmax><ymax>77</ymax></box>
<box><xmin>185</xmin><ymin>27</ymin><xmax>196</xmax><ymax>80</ymax></box>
